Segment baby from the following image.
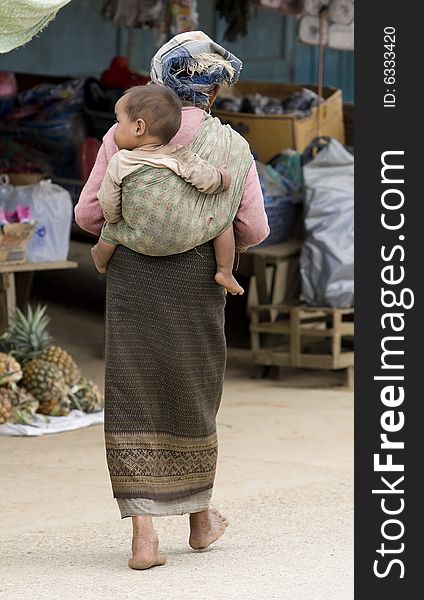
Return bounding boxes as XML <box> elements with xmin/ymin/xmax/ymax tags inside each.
<box><xmin>91</xmin><ymin>84</ymin><xmax>244</xmax><ymax>295</ymax></box>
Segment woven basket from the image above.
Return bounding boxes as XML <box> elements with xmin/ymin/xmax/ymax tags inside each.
<box><xmin>259</xmin><ymin>193</ymin><xmax>300</xmax><ymax>246</ymax></box>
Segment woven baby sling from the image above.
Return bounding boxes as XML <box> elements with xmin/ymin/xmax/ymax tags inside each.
<box><xmin>102</xmin><ymin>113</ymin><xmax>252</xmax><ymax>256</ymax></box>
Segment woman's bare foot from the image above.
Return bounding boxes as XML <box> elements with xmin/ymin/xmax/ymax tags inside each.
<box><xmin>215</xmin><ymin>271</ymin><xmax>244</xmax><ymax>295</ymax></box>
<box><xmin>91</xmin><ymin>245</ymin><xmax>108</xmax><ymax>273</ymax></box>
<box><xmin>128</xmin><ymin>536</ymin><xmax>166</xmax><ymax>570</ymax></box>
<box><xmin>129</xmin><ymin>516</ymin><xmax>166</xmax><ymax>570</ymax></box>
<box><xmin>189</xmin><ymin>508</ymin><xmax>229</xmax><ymax>550</ymax></box>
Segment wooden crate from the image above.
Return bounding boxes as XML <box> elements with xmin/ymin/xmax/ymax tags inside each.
<box><xmin>213</xmin><ymin>81</ymin><xmax>345</xmax><ymax>161</ymax></box>
<box><xmin>250</xmin><ymin>303</ymin><xmax>354</xmax><ymax>380</ymax></box>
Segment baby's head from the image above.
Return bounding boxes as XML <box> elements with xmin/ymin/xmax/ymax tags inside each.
<box><xmin>113</xmin><ymin>84</ymin><xmax>182</xmax><ymax>150</ymax></box>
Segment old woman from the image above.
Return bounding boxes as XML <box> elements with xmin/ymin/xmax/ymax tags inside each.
<box><xmin>75</xmin><ymin>31</ymin><xmax>269</xmax><ymax>570</ymax></box>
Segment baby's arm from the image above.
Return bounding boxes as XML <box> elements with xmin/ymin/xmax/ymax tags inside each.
<box><xmin>173</xmin><ymin>149</ymin><xmax>231</xmax><ymax>194</ymax></box>
<box><xmin>97</xmin><ymin>156</ymin><xmax>123</xmax><ymax>223</ymax></box>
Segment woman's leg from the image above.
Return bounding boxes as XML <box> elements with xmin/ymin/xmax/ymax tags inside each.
<box><xmin>189</xmin><ymin>509</ymin><xmax>229</xmax><ymax>550</ymax></box>
<box><xmin>129</xmin><ymin>516</ymin><xmax>166</xmax><ymax>570</ymax></box>
<box><xmin>213</xmin><ymin>226</ymin><xmax>244</xmax><ymax>295</ymax></box>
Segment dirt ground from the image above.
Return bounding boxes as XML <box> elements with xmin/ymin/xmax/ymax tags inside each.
<box><xmin>0</xmin><ymin>244</ymin><xmax>353</xmax><ymax>600</ymax></box>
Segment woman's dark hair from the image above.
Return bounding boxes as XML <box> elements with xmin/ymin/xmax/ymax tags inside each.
<box><xmin>123</xmin><ymin>84</ymin><xmax>182</xmax><ymax>143</ymax></box>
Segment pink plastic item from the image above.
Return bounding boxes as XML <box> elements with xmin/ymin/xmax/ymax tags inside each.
<box><xmin>16</xmin><ymin>205</ymin><xmax>32</xmax><ymax>224</ymax></box>
<box><xmin>5</xmin><ymin>210</ymin><xmax>18</xmax><ymax>223</ymax></box>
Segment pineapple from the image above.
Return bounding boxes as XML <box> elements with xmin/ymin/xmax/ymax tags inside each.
<box><xmin>8</xmin><ymin>386</ymin><xmax>39</xmax><ymax>425</ymax></box>
<box><xmin>38</xmin><ymin>345</ymin><xmax>80</xmax><ymax>386</ymax></box>
<box><xmin>2</xmin><ymin>305</ymin><xmax>52</xmax><ymax>363</ymax></box>
<box><xmin>0</xmin><ymin>353</ymin><xmax>23</xmax><ymax>385</ymax></box>
<box><xmin>70</xmin><ymin>378</ymin><xmax>104</xmax><ymax>413</ymax></box>
<box><xmin>3</xmin><ymin>305</ymin><xmax>80</xmax><ymax>385</ymax></box>
<box><xmin>22</xmin><ymin>359</ymin><xmax>70</xmax><ymax>416</ymax></box>
<box><xmin>0</xmin><ymin>387</ymin><xmax>13</xmax><ymax>424</ymax></box>
<box><xmin>38</xmin><ymin>395</ymin><xmax>71</xmax><ymax>417</ymax></box>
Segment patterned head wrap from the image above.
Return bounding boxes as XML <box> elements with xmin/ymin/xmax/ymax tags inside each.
<box><xmin>150</xmin><ymin>31</ymin><xmax>242</xmax><ymax>109</ymax></box>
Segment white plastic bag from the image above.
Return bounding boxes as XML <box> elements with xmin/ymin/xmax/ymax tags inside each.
<box><xmin>1</xmin><ymin>178</ymin><xmax>73</xmax><ymax>262</ymax></box>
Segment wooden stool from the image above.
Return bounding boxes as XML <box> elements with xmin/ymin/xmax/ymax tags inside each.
<box><xmin>245</xmin><ymin>240</ymin><xmax>302</xmax><ymax>306</ymax></box>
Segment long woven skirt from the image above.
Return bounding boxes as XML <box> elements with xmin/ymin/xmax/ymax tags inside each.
<box><xmin>104</xmin><ymin>242</ymin><xmax>226</xmax><ymax>518</ymax></box>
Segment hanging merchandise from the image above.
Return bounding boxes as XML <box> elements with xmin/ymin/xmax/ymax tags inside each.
<box><xmin>0</xmin><ymin>0</ymin><xmax>72</xmax><ymax>53</ymax></box>
<box><xmin>216</xmin><ymin>0</ymin><xmax>250</xmax><ymax>42</ymax></box>
<box><xmin>300</xmin><ymin>138</ymin><xmax>354</xmax><ymax>308</ymax></box>
<box><xmin>303</xmin><ymin>0</ymin><xmax>329</xmax><ymax>15</ymax></box>
<box><xmin>299</xmin><ymin>0</ymin><xmax>354</xmax><ymax>51</ymax></box>
<box><xmin>155</xmin><ymin>0</ymin><xmax>199</xmax><ymax>48</ymax></box>
<box><xmin>101</xmin><ymin>0</ymin><xmax>198</xmax><ymax>47</ymax></box>
<box><xmin>256</xmin><ymin>0</ymin><xmax>304</xmax><ymax>15</ymax></box>
<box><xmin>169</xmin><ymin>1</ymin><xmax>199</xmax><ymax>36</ymax></box>
<box><xmin>101</xmin><ymin>0</ymin><xmax>164</xmax><ymax>28</ymax></box>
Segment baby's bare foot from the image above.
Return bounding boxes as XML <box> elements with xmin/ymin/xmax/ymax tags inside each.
<box><xmin>189</xmin><ymin>508</ymin><xmax>229</xmax><ymax>550</ymax></box>
<box><xmin>215</xmin><ymin>271</ymin><xmax>244</xmax><ymax>295</ymax></box>
<box><xmin>91</xmin><ymin>245</ymin><xmax>108</xmax><ymax>274</ymax></box>
<box><xmin>128</xmin><ymin>536</ymin><xmax>166</xmax><ymax>570</ymax></box>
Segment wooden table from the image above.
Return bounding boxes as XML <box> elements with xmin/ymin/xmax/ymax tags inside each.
<box><xmin>0</xmin><ymin>261</ymin><xmax>78</xmax><ymax>333</ymax></box>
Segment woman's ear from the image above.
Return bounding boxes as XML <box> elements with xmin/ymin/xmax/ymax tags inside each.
<box><xmin>135</xmin><ymin>118</ymin><xmax>146</xmax><ymax>136</ymax></box>
<box><xmin>208</xmin><ymin>84</ymin><xmax>221</xmax><ymax>109</ymax></box>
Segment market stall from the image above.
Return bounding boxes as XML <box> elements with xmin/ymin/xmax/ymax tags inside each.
<box><xmin>0</xmin><ymin>0</ymin><xmax>355</xmax><ymax>390</ymax></box>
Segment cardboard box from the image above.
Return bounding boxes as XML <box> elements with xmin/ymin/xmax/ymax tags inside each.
<box><xmin>0</xmin><ymin>223</ymin><xmax>36</xmax><ymax>265</ymax></box>
<box><xmin>213</xmin><ymin>81</ymin><xmax>345</xmax><ymax>162</ymax></box>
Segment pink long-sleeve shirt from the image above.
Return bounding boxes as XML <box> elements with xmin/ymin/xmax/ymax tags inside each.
<box><xmin>75</xmin><ymin>106</ymin><xmax>269</xmax><ymax>249</ymax></box>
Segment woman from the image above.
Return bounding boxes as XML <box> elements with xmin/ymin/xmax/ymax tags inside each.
<box><xmin>75</xmin><ymin>31</ymin><xmax>269</xmax><ymax>570</ymax></box>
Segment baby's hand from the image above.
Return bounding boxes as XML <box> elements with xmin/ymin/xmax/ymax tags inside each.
<box><xmin>218</xmin><ymin>165</ymin><xmax>231</xmax><ymax>191</ymax></box>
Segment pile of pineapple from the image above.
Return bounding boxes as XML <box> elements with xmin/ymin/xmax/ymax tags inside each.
<box><xmin>0</xmin><ymin>305</ymin><xmax>103</xmax><ymax>425</ymax></box>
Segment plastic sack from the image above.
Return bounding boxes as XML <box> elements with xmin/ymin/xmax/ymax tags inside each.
<box><xmin>269</xmin><ymin>149</ymin><xmax>303</xmax><ymax>193</ymax></box>
<box><xmin>300</xmin><ymin>138</ymin><xmax>354</xmax><ymax>308</ymax></box>
<box><xmin>0</xmin><ymin>173</ymin><xmax>13</xmax><ymax>204</ymax></box>
<box><xmin>0</xmin><ymin>177</ymin><xmax>73</xmax><ymax>262</ymax></box>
